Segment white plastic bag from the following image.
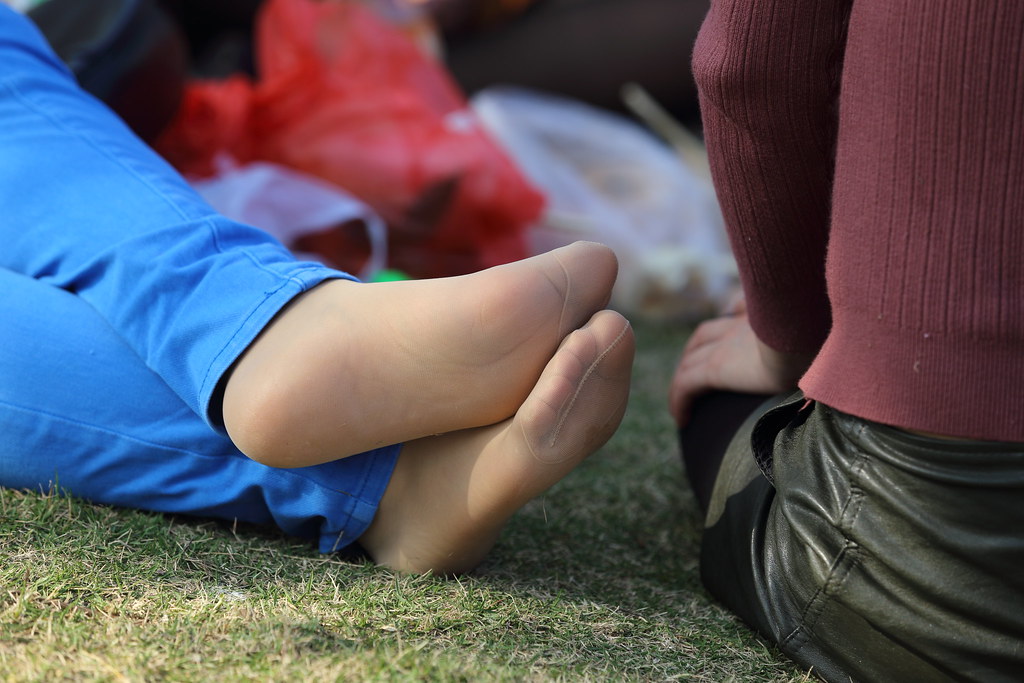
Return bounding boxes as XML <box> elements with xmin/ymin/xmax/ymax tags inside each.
<box><xmin>189</xmin><ymin>158</ymin><xmax>388</xmax><ymax>280</ymax></box>
<box><xmin>473</xmin><ymin>87</ymin><xmax>737</xmax><ymax>321</ymax></box>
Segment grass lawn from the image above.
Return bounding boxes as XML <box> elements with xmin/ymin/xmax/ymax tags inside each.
<box><xmin>0</xmin><ymin>321</ymin><xmax>809</xmax><ymax>681</ymax></box>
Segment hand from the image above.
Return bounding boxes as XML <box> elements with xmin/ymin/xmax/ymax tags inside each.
<box><xmin>669</xmin><ymin>310</ymin><xmax>815</xmax><ymax>427</ymax></box>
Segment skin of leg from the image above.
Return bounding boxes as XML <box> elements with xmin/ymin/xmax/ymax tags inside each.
<box><xmin>222</xmin><ymin>241</ymin><xmax>618</xmax><ymax>468</ymax></box>
<box><xmin>358</xmin><ymin>309</ymin><xmax>635</xmax><ymax>574</ymax></box>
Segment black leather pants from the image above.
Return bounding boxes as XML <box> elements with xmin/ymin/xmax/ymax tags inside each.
<box><xmin>697</xmin><ymin>393</ymin><xmax>1024</xmax><ymax>682</ymax></box>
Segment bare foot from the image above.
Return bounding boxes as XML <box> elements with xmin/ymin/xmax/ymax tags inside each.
<box><xmin>359</xmin><ymin>309</ymin><xmax>635</xmax><ymax>574</ymax></box>
<box><xmin>223</xmin><ymin>242</ymin><xmax>618</xmax><ymax>467</ymax></box>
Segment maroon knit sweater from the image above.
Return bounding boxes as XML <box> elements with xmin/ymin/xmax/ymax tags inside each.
<box><xmin>693</xmin><ymin>0</ymin><xmax>1024</xmax><ymax>441</ymax></box>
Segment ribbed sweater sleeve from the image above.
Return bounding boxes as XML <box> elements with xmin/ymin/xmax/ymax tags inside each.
<box><xmin>692</xmin><ymin>0</ymin><xmax>851</xmax><ymax>354</ymax></box>
<box><xmin>694</xmin><ymin>0</ymin><xmax>1024</xmax><ymax>441</ymax></box>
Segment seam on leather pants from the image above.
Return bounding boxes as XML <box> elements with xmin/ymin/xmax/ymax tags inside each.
<box><xmin>781</xmin><ymin>440</ymin><xmax>869</xmax><ymax>652</ymax></box>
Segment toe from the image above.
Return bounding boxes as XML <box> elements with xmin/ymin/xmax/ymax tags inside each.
<box><xmin>519</xmin><ymin>310</ymin><xmax>635</xmax><ymax>464</ymax></box>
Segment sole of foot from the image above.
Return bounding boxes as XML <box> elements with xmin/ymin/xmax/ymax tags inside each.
<box><xmin>360</xmin><ymin>309</ymin><xmax>635</xmax><ymax>574</ymax></box>
<box><xmin>223</xmin><ymin>242</ymin><xmax>619</xmax><ymax>468</ymax></box>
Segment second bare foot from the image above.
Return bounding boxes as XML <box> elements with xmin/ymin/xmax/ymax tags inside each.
<box><xmin>359</xmin><ymin>309</ymin><xmax>635</xmax><ymax>574</ymax></box>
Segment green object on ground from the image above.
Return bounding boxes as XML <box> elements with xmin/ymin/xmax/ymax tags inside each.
<box><xmin>370</xmin><ymin>268</ymin><xmax>410</xmax><ymax>282</ymax></box>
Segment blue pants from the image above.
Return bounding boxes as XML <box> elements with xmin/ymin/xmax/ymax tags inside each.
<box><xmin>0</xmin><ymin>8</ymin><xmax>399</xmax><ymax>552</ymax></box>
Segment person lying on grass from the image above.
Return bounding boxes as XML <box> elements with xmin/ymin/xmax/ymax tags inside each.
<box><xmin>0</xmin><ymin>6</ymin><xmax>634</xmax><ymax>575</ymax></box>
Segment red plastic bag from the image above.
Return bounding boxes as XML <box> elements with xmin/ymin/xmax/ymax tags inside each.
<box><xmin>156</xmin><ymin>0</ymin><xmax>543</xmax><ymax>277</ymax></box>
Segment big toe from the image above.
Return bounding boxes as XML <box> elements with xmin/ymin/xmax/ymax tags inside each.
<box><xmin>544</xmin><ymin>242</ymin><xmax>619</xmax><ymax>336</ymax></box>
<box><xmin>518</xmin><ymin>309</ymin><xmax>635</xmax><ymax>465</ymax></box>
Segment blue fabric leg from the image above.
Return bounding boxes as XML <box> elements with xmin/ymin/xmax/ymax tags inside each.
<box><xmin>0</xmin><ymin>7</ymin><xmax>399</xmax><ymax>551</ymax></box>
<box><xmin>0</xmin><ymin>267</ymin><xmax>399</xmax><ymax>552</ymax></box>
